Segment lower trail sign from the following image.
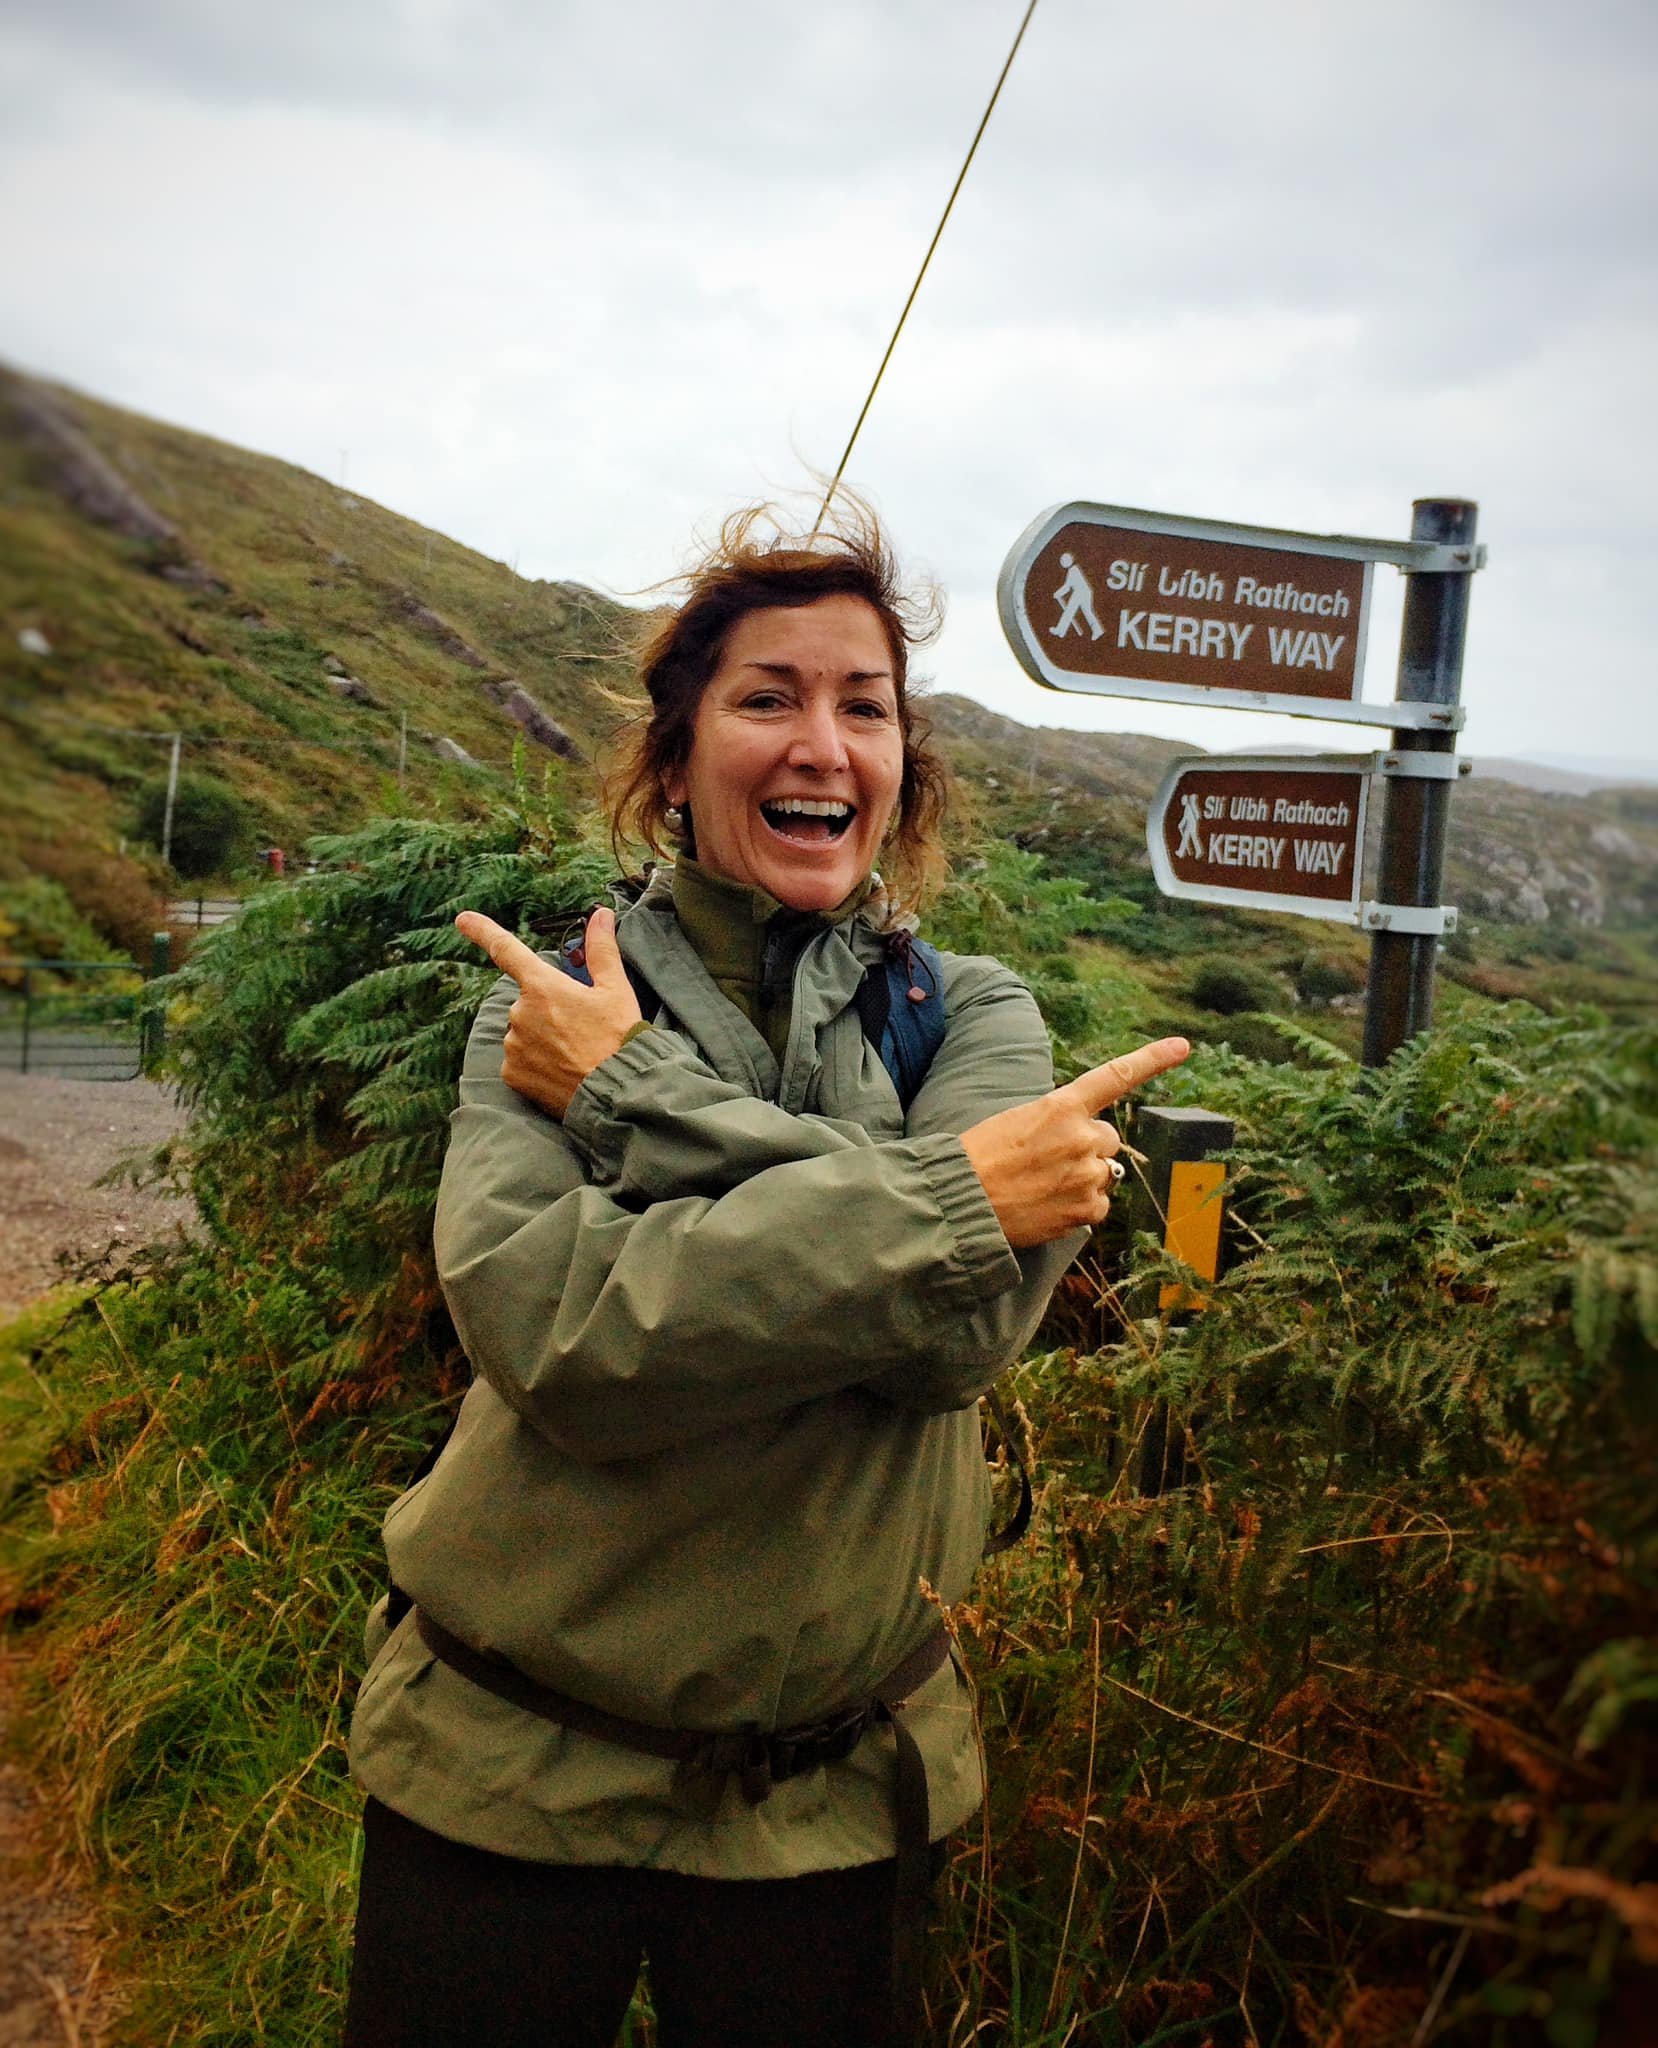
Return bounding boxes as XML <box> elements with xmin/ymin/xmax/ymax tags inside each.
<box><xmin>1146</xmin><ymin>750</ymin><xmax>1471</xmax><ymax>934</ymax></box>
<box><xmin>1149</xmin><ymin>755</ymin><xmax>1371</xmax><ymax>924</ymax></box>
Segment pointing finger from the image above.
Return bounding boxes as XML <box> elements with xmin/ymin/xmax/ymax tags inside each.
<box><xmin>454</xmin><ymin>911</ymin><xmax>555</xmax><ymax>988</ymax></box>
<box><xmin>1061</xmin><ymin>1037</ymin><xmax>1191</xmax><ymax>1117</ymax></box>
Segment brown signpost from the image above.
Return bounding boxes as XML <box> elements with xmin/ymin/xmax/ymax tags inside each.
<box><xmin>1002</xmin><ymin>496</ymin><xmax>1486</xmax><ymax>1061</ymax></box>
<box><xmin>999</xmin><ymin>502</ymin><xmax>1477</xmax><ymax>732</ymax></box>
<box><xmin>1147</xmin><ymin>756</ymin><xmax>1371</xmax><ymax>922</ymax></box>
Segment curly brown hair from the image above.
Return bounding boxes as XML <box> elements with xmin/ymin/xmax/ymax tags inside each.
<box><xmin>603</xmin><ymin>497</ymin><xmax>954</xmax><ymax>910</ymax></box>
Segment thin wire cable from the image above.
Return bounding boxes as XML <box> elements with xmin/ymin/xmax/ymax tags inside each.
<box><xmin>812</xmin><ymin>0</ymin><xmax>1040</xmax><ymax>535</ymax></box>
<box><xmin>1</xmin><ymin>696</ymin><xmax>520</xmax><ymax>770</ymax></box>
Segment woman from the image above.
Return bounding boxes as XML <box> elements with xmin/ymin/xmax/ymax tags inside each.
<box><xmin>345</xmin><ymin>505</ymin><xmax>1188</xmax><ymax>2048</ymax></box>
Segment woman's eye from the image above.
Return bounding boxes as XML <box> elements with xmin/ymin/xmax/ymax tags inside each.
<box><xmin>846</xmin><ymin>698</ymin><xmax>893</xmax><ymax>720</ymax></box>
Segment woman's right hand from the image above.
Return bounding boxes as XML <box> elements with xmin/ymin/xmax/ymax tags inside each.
<box><xmin>959</xmin><ymin>1037</ymin><xmax>1191</xmax><ymax>1249</ymax></box>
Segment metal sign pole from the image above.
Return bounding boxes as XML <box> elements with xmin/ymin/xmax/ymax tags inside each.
<box><xmin>1361</xmin><ymin>499</ymin><xmax>1478</xmax><ymax>1066</ymax></box>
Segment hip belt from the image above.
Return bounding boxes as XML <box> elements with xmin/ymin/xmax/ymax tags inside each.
<box><xmin>412</xmin><ymin>1607</ymin><xmax>950</xmax><ymax>2045</ymax></box>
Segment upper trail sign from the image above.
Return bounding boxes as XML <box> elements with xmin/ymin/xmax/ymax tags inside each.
<box><xmin>999</xmin><ymin>502</ymin><xmax>1482</xmax><ymax>731</ymax></box>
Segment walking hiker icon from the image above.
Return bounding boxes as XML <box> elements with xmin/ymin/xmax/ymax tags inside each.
<box><xmin>1048</xmin><ymin>553</ymin><xmax>1104</xmax><ymax>641</ymax></box>
<box><xmin>1176</xmin><ymin>793</ymin><xmax>1203</xmax><ymax>860</ymax></box>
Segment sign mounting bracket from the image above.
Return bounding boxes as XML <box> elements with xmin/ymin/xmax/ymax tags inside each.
<box><xmin>1360</xmin><ymin>902</ymin><xmax>1459</xmax><ymax>936</ymax></box>
<box><xmin>1377</xmin><ymin>752</ymin><xmax>1469</xmax><ymax>781</ymax></box>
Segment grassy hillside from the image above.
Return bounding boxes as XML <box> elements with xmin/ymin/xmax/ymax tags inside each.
<box><xmin>3</xmin><ymin>365</ymin><xmax>1655</xmax><ymax>1029</ymax></box>
<box><xmin>0</xmin><ymin>366</ymin><xmax>631</xmax><ymax>951</ymax></box>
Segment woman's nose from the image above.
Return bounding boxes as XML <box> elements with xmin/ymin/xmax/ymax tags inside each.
<box><xmin>787</xmin><ymin>701</ymin><xmax>848</xmax><ymax>772</ymax></box>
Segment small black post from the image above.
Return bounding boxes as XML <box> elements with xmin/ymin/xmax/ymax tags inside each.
<box><xmin>1361</xmin><ymin>498</ymin><xmax>1478</xmax><ymax>1067</ymax></box>
<box><xmin>1128</xmin><ymin>1105</ymin><xmax>1234</xmax><ymax>1495</ymax></box>
<box><xmin>142</xmin><ymin>930</ymin><xmax>171</xmax><ymax>1072</ymax></box>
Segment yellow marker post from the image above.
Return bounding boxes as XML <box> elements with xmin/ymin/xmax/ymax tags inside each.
<box><xmin>1159</xmin><ymin>1158</ymin><xmax>1226</xmax><ymax>1311</ymax></box>
<box><xmin>1124</xmin><ymin>1106</ymin><xmax>1232</xmax><ymax>1495</ymax></box>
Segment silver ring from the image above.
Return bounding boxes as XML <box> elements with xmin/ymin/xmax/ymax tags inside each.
<box><xmin>1107</xmin><ymin>1157</ymin><xmax>1125</xmax><ymax>1186</ymax></box>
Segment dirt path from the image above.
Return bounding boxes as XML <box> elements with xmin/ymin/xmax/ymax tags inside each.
<box><xmin>0</xmin><ymin>1075</ymin><xmax>193</xmax><ymax>2045</ymax></box>
<box><xmin>0</xmin><ymin>1075</ymin><xmax>194</xmax><ymax>1320</ymax></box>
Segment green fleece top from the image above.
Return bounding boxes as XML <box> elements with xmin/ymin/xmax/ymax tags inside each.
<box><xmin>669</xmin><ymin>856</ymin><xmax>872</xmax><ymax>1067</ymax></box>
<box><xmin>348</xmin><ymin>867</ymin><xmax>1081</xmax><ymax>1876</ymax></box>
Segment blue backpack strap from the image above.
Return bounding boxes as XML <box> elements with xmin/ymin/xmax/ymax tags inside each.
<box><xmin>557</xmin><ymin>931</ymin><xmax>593</xmax><ymax>985</ymax></box>
<box><xmin>558</xmin><ymin>924</ymin><xmax>660</xmax><ymax>1019</ymax></box>
<box><xmin>860</xmin><ymin>935</ymin><xmax>946</xmax><ymax>1114</ymax></box>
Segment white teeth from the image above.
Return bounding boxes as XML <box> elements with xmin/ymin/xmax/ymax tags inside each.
<box><xmin>765</xmin><ymin>798</ymin><xmax>853</xmax><ymax>818</ymax></box>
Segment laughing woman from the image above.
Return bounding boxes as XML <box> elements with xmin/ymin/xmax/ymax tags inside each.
<box><xmin>344</xmin><ymin>504</ymin><xmax>1188</xmax><ymax>2048</ymax></box>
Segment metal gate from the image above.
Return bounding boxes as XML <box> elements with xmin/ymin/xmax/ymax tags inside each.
<box><xmin>0</xmin><ymin>960</ymin><xmax>147</xmax><ymax>1080</ymax></box>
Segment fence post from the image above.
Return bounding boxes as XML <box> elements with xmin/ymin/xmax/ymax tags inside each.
<box><xmin>142</xmin><ymin>931</ymin><xmax>171</xmax><ymax>1072</ymax></box>
<box><xmin>1127</xmin><ymin>1105</ymin><xmax>1234</xmax><ymax>1494</ymax></box>
<box><xmin>20</xmin><ymin>966</ymin><xmax>32</xmax><ymax>1074</ymax></box>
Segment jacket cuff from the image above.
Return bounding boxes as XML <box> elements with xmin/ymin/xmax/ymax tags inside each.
<box><xmin>563</xmin><ymin>1026</ymin><xmax>691</xmax><ymax>1179</ymax></box>
<box><xmin>915</xmin><ymin>1134</ymin><xmax>1023</xmax><ymax>1303</ymax></box>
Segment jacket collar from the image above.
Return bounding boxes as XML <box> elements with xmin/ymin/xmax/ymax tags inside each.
<box><xmin>615</xmin><ymin>867</ymin><xmax>873</xmax><ymax>1109</ymax></box>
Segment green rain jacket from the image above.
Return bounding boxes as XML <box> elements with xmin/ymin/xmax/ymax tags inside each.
<box><xmin>348</xmin><ymin>869</ymin><xmax>1081</xmax><ymax>1876</ymax></box>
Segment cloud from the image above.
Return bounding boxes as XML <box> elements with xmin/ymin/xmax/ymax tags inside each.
<box><xmin>1</xmin><ymin>0</ymin><xmax>1654</xmax><ymax>761</ymax></box>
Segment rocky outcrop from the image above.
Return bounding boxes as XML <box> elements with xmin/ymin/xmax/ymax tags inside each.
<box><xmin>2</xmin><ymin>371</ymin><xmax>225</xmax><ymax>591</ymax></box>
<box><xmin>5</xmin><ymin>374</ymin><xmax>177</xmax><ymax>544</ymax></box>
<box><xmin>392</xmin><ymin>592</ymin><xmax>488</xmax><ymax>669</ymax></box>
<box><xmin>429</xmin><ymin>736</ymin><xmax>476</xmax><ymax>765</ymax></box>
<box><xmin>480</xmin><ymin>678</ymin><xmax>580</xmax><ymax>759</ymax></box>
<box><xmin>1448</xmin><ymin>785</ymin><xmax>1658</xmax><ymax>927</ymax></box>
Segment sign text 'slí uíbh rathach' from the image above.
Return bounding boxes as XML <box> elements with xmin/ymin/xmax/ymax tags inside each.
<box><xmin>1147</xmin><ymin>758</ymin><xmax>1372</xmax><ymax>922</ymax></box>
<box><xmin>1001</xmin><ymin>506</ymin><xmax>1374</xmax><ymax>712</ymax></box>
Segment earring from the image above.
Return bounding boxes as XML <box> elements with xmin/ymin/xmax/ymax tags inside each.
<box><xmin>664</xmin><ymin>805</ymin><xmax>684</xmax><ymax>832</ymax></box>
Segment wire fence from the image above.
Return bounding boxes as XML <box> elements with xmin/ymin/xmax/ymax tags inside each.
<box><xmin>167</xmin><ymin>897</ymin><xmax>243</xmax><ymax>929</ymax></box>
<box><xmin>0</xmin><ymin>960</ymin><xmax>150</xmax><ymax>1081</ymax></box>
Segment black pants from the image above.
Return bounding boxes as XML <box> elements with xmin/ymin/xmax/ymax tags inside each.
<box><xmin>344</xmin><ymin>1796</ymin><xmax>924</xmax><ymax>2048</ymax></box>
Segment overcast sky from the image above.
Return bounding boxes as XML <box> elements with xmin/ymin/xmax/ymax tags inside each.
<box><xmin>3</xmin><ymin>0</ymin><xmax>1655</xmax><ymax>768</ymax></box>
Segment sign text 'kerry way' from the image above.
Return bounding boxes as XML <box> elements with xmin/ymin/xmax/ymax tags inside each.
<box><xmin>1147</xmin><ymin>756</ymin><xmax>1371</xmax><ymax>924</ymax></box>
<box><xmin>1000</xmin><ymin>503</ymin><xmax>1387</xmax><ymax>722</ymax></box>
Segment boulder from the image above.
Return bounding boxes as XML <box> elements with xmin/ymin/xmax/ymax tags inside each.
<box><xmin>392</xmin><ymin>591</ymin><xmax>488</xmax><ymax>668</ymax></box>
<box><xmin>5</xmin><ymin>375</ymin><xmax>178</xmax><ymax>544</ymax></box>
<box><xmin>480</xmin><ymin>677</ymin><xmax>580</xmax><ymax>759</ymax></box>
<box><xmin>16</xmin><ymin>626</ymin><xmax>51</xmax><ymax>656</ymax></box>
<box><xmin>157</xmin><ymin>560</ymin><xmax>228</xmax><ymax>592</ymax></box>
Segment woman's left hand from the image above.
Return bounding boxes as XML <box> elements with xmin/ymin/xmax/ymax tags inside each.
<box><xmin>455</xmin><ymin>905</ymin><xmax>643</xmax><ymax>1120</ymax></box>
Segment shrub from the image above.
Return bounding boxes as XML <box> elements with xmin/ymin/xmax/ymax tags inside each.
<box><xmin>133</xmin><ymin>770</ymin><xmax>254</xmax><ymax>880</ymax></box>
<box><xmin>1294</xmin><ymin>947</ymin><xmax>1366</xmax><ymax>1004</ymax></box>
<box><xmin>10</xmin><ymin>837</ymin><xmax>168</xmax><ymax>961</ymax></box>
<box><xmin>0</xmin><ymin>874</ymin><xmax>131</xmax><ymax>972</ymax></box>
<box><xmin>1187</xmin><ymin>957</ymin><xmax>1283</xmax><ymax>1014</ymax></box>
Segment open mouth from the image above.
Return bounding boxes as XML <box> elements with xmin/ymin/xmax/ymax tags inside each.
<box><xmin>759</xmin><ymin>797</ymin><xmax>855</xmax><ymax>845</ymax></box>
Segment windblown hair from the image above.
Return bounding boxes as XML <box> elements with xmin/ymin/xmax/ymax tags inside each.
<box><xmin>603</xmin><ymin>496</ymin><xmax>954</xmax><ymax>910</ymax></box>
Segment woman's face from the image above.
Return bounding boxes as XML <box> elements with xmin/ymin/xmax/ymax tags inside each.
<box><xmin>666</xmin><ymin>594</ymin><xmax>905</xmax><ymax>913</ymax></box>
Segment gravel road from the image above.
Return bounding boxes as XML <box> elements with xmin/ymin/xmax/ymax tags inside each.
<box><xmin>0</xmin><ymin>1075</ymin><xmax>195</xmax><ymax>2046</ymax></box>
<box><xmin>0</xmin><ymin>1075</ymin><xmax>194</xmax><ymax>1321</ymax></box>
